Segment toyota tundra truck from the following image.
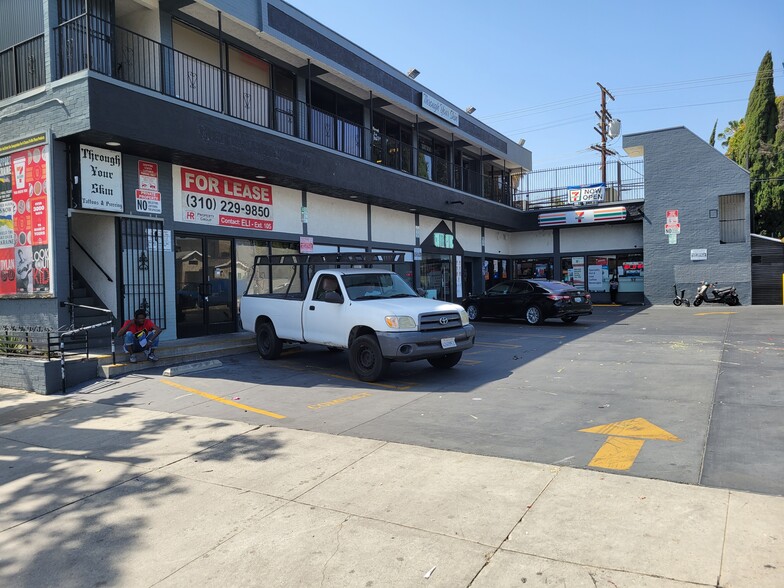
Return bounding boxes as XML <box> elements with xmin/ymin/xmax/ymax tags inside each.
<box><xmin>240</xmin><ymin>253</ymin><xmax>475</xmax><ymax>382</ymax></box>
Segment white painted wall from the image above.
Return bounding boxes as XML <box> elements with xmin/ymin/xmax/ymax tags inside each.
<box><xmin>484</xmin><ymin>228</ymin><xmax>512</xmax><ymax>255</ymax></box>
<box><xmin>272</xmin><ymin>186</ymin><xmax>303</xmax><ymax>235</ymax></box>
<box><xmin>117</xmin><ymin>2</ymin><xmax>161</xmax><ymax>42</ymax></box>
<box><xmin>371</xmin><ymin>207</ymin><xmax>415</xmax><ymax>246</ymax></box>
<box><xmin>560</xmin><ymin>223</ymin><xmax>643</xmax><ymax>253</ymax></box>
<box><xmin>70</xmin><ymin>212</ymin><xmax>117</xmax><ymax>315</ymax></box>
<box><xmin>509</xmin><ymin>230</ymin><xmax>554</xmax><ymax>255</ymax></box>
<box><xmin>418</xmin><ymin>215</ymin><xmax>441</xmax><ymax>242</ymax></box>
<box><xmin>455</xmin><ymin>222</ymin><xmax>482</xmax><ymax>253</ymax></box>
<box><xmin>307</xmin><ymin>194</ymin><xmax>367</xmax><ymax>242</ymax></box>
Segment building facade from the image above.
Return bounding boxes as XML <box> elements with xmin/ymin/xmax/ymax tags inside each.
<box><xmin>0</xmin><ymin>0</ymin><xmax>753</xmax><ymax>355</ymax></box>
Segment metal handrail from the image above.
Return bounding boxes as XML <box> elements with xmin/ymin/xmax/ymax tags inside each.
<box><xmin>58</xmin><ymin>318</ymin><xmax>115</xmax><ymax>392</ymax></box>
<box><xmin>71</xmin><ymin>237</ymin><xmax>113</xmax><ymax>282</ymax></box>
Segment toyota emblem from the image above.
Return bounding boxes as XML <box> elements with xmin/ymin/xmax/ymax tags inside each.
<box><xmin>439</xmin><ymin>316</ymin><xmax>449</xmax><ymax>325</ymax></box>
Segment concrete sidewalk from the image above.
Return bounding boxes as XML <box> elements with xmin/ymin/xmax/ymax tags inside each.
<box><xmin>0</xmin><ymin>389</ymin><xmax>781</xmax><ymax>588</ymax></box>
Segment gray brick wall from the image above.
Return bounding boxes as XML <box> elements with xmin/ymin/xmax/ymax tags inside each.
<box><xmin>624</xmin><ymin>127</ymin><xmax>751</xmax><ymax>305</ymax></box>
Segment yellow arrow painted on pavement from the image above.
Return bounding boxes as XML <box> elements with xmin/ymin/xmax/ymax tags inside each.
<box><xmin>580</xmin><ymin>417</ymin><xmax>681</xmax><ymax>470</ymax></box>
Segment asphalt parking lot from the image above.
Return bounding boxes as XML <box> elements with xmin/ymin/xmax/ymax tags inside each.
<box><xmin>74</xmin><ymin>305</ymin><xmax>784</xmax><ymax>496</ymax></box>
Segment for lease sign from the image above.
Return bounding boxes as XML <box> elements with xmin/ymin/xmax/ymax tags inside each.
<box><xmin>173</xmin><ymin>166</ymin><xmax>274</xmax><ymax>231</ymax></box>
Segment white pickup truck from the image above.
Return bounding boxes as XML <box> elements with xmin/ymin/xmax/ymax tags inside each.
<box><xmin>240</xmin><ymin>254</ymin><xmax>475</xmax><ymax>382</ymax></box>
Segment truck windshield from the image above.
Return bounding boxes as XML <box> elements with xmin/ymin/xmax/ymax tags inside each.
<box><xmin>343</xmin><ymin>273</ymin><xmax>418</xmax><ymax>301</ymax></box>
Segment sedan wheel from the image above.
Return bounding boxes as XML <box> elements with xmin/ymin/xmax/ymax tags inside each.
<box><xmin>524</xmin><ymin>305</ymin><xmax>545</xmax><ymax>325</ymax></box>
<box><xmin>466</xmin><ymin>304</ymin><xmax>480</xmax><ymax>321</ymax></box>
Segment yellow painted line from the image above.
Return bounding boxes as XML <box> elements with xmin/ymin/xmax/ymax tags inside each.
<box><xmin>694</xmin><ymin>311</ymin><xmax>737</xmax><ymax>316</ymax></box>
<box><xmin>319</xmin><ymin>371</ymin><xmax>414</xmax><ymax>390</ymax></box>
<box><xmin>588</xmin><ymin>436</ymin><xmax>645</xmax><ymax>470</ymax></box>
<box><xmin>161</xmin><ymin>380</ymin><xmax>286</xmax><ymax>419</ymax></box>
<box><xmin>580</xmin><ymin>417</ymin><xmax>681</xmax><ymax>441</ymax></box>
<box><xmin>308</xmin><ymin>392</ymin><xmax>372</xmax><ymax>410</ymax></box>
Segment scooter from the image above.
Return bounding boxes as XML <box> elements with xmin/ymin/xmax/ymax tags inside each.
<box><xmin>693</xmin><ymin>281</ymin><xmax>740</xmax><ymax>307</ymax></box>
<box><xmin>672</xmin><ymin>284</ymin><xmax>690</xmax><ymax>307</ymax></box>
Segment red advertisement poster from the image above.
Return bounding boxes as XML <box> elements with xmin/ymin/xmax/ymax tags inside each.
<box><xmin>0</xmin><ymin>138</ymin><xmax>50</xmax><ymax>296</ymax></box>
<box><xmin>0</xmin><ymin>248</ymin><xmax>15</xmax><ymax>296</ymax></box>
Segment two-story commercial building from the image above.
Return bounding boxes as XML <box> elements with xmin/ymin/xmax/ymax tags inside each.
<box><xmin>0</xmin><ymin>0</ymin><xmax>753</xmax><ymax>352</ymax></box>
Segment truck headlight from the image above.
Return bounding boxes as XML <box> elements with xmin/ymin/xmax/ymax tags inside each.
<box><xmin>459</xmin><ymin>309</ymin><xmax>469</xmax><ymax>326</ymax></box>
<box><xmin>385</xmin><ymin>315</ymin><xmax>417</xmax><ymax>329</ymax></box>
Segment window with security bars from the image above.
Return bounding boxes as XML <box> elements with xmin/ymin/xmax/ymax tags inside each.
<box><xmin>719</xmin><ymin>194</ymin><xmax>745</xmax><ymax>244</ymax></box>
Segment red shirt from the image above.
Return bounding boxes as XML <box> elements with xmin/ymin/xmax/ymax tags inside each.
<box><xmin>122</xmin><ymin>318</ymin><xmax>157</xmax><ymax>339</ymax></box>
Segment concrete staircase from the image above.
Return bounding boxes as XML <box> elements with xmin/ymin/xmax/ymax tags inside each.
<box><xmin>97</xmin><ymin>332</ymin><xmax>257</xmax><ymax>378</ymax></box>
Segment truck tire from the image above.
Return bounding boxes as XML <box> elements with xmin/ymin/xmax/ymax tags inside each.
<box><xmin>427</xmin><ymin>351</ymin><xmax>462</xmax><ymax>369</ymax></box>
<box><xmin>256</xmin><ymin>321</ymin><xmax>282</xmax><ymax>360</ymax></box>
<box><xmin>349</xmin><ymin>335</ymin><xmax>390</xmax><ymax>382</ymax></box>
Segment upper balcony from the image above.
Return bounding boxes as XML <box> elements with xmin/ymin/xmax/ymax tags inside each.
<box><xmin>24</xmin><ymin>8</ymin><xmax>523</xmax><ymax>208</ymax></box>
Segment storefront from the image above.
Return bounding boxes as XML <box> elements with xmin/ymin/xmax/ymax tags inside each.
<box><xmin>559</xmin><ymin>252</ymin><xmax>644</xmax><ymax>303</ymax></box>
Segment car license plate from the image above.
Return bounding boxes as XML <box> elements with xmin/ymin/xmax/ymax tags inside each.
<box><xmin>574</xmin><ymin>297</ymin><xmax>582</xmax><ymax>303</ymax></box>
<box><xmin>441</xmin><ymin>337</ymin><xmax>457</xmax><ymax>349</ymax></box>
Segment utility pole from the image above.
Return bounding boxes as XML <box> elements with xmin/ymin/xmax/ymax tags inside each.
<box><xmin>590</xmin><ymin>82</ymin><xmax>617</xmax><ymax>185</ymax></box>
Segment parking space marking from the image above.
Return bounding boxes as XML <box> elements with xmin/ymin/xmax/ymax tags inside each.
<box><xmin>308</xmin><ymin>392</ymin><xmax>373</xmax><ymax>410</ymax></box>
<box><xmin>694</xmin><ymin>311</ymin><xmax>738</xmax><ymax>316</ymax></box>
<box><xmin>460</xmin><ymin>359</ymin><xmax>482</xmax><ymax>365</ymax></box>
<box><xmin>475</xmin><ymin>342</ymin><xmax>522</xmax><ymax>349</ymax></box>
<box><xmin>161</xmin><ymin>380</ymin><xmax>286</xmax><ymax>419</ymax></box>
<box><xmin>274</xmin><ymin>363</ymin><xmax>417</xmax><ymax>391</ymax></box>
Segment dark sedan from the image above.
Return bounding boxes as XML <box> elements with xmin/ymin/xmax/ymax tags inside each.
<box><xmin>461</xmin><ymin>279</ymin><xmax>592</xmax><ymax>325</ymax></box>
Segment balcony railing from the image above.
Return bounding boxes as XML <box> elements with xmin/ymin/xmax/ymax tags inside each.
<box><xmin>512</xmin><ymin>159</ymin><xmax>644</xmax><ymax>210</ymax></box>
<box><xmin>52</xmin><ymin>15</ymin><xmax>526</xmax><ymax>205</ymax></box>
<box><xmin>0</xmin><ymin>34</ymin><xmax>46</xmax><ymax>100</ymax></box>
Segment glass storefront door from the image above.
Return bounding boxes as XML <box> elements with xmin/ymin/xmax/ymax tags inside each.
<box><xmin>175</xmin><ymin>235</ymin><xmax>236</xmax><ymax>338</ymax></box>
<box><xmin>420</xmin><ymin>254</ymin><xmax>452</xmax><ymax>301</ymax></box>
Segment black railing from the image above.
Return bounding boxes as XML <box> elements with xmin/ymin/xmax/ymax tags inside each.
<box><xmin>0</xmin><ymin>34</ymin><xmax>46</xmax><ymax>100</ymax></box>
<box><xmin>51</xmin><ymin>15</ymin><xmax>525</xmax><ymax>206</ymax></box>
<box><xmin>513</xmin><ymin>159</ymin><xmax>645</xmax><ymax>210</ymax></box>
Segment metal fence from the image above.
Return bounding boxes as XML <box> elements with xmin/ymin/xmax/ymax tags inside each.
<box><xmin>513</xmin><ymin>159</ymin><xmax>645</xmax><ymax>210</ymax></box>
<box><xmin>0</xmin><ymin>34</ymin><xmax>45</xmax><ymax>100</ymax></box>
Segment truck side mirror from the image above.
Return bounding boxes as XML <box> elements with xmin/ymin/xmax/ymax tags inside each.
<box><xmin>323</xmin><ymin>291</ymin><xmax>344</xmax><ymax>304</ymax></box>
<box><xmin>416</xmin><ymin>288</ymin><xmax>426</xmax><ymax>297</ymax></box>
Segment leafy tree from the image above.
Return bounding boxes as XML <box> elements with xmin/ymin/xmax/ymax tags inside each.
<box><xmin>709</xmin><ymin>119</ymin><xmax>717</xmax><ymax>147</ymax></box>
<box><xmin>728</xmin><ymin>52</ymin><xmax>783</xmax><ymax>236</ymax></box>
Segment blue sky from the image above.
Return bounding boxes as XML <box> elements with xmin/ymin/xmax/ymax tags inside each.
<box><xmin>284</xmin><ymin>0</ymin><xmax>784</xmax><ymax>169</ymax></box>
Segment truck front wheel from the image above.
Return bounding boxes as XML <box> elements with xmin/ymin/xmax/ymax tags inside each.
<box><xmin>427</xmin><ymin>352</ymin><xmax>462</xmax><ymax>369</ymax></box>
<box><xmin>349</xmin><ymin>335</ymin><xmax>390</xmax><ymax>382</ymax></box>
<box><xmin>256</xmin><ymin>321</ymin><xmax>282</xmax><ymax>360</ymax></box>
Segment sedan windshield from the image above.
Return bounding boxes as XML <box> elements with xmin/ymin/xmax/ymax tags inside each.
<box><xmin>343</xmin><ymin>273</ymin><xmax>418</xmax><ymax>301</ymax></box>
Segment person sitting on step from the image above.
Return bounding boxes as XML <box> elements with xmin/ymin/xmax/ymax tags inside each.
<box><xmin>117</xmin><ymin>308</ymin><xmax>162</xmax><ymax>363</ymax></box>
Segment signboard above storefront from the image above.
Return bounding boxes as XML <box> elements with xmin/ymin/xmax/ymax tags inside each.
<box><xmin>421</xmin><ymin>92</ymin><xmax>459</xmax><ymax>125</ymax></box>
<box><xmin>568</xmin><ymin>183</ymin><xmax>605</xmax><ymax>205</ymax></box>
<box><xmin>538</xmin><ymin>206</ymin><xmax>627</xmax><ymax>227</ymax></box>
<box><xmin>79</xmin><ymin>145</ymin><xmax>123</xmax><ymax>212</ymax></box>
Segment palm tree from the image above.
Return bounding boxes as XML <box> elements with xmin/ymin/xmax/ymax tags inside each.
<box><xmin>717</xmin><ymin>119</ymin><xmax>743</xmax><ymax>150</ymax></box>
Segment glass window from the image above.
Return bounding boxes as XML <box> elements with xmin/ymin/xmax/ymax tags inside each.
<box><xmin>237</xmin><ymin>239</ymin><xmax>268</xmax><ymax>296</ymax></box>
<box><xmin>513</xmin><ymin>258</ymin><xmax>552</xmax><ymax>280</ymax></box>
<box><xmin>719</xmin><ymin>193</ymin><xmax>745</xmax><ymax>243</ymax></box>
<box><xmin>270</xmin><ymin>241</ymin><xmax>301</xmax><ymax>294</ymax></box>
<box><xmin>616</xmin><ymin>254</ymin><xmax>644</xmax><ymax>293</ymax></box>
